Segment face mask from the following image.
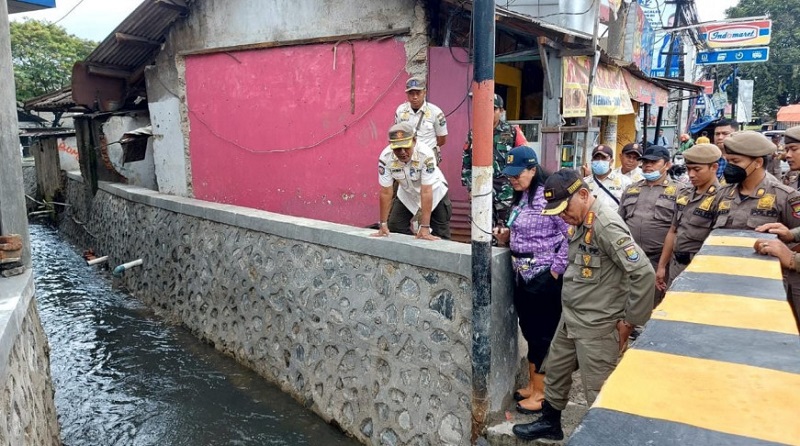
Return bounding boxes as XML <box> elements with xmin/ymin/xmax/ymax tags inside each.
<box><xmin>722</xmin><ymin>161</ymin><xmax>753</xmax><ymax>184</ymax></box>
<box><xmin>591</xmin><ymin>160</ymin><xmax>611</xmax><ymax>175</ymax></box>
<box><xmin>642</xmin><ymin>170</ymin><xmax>663</xmax><ymax>182</ymax></box>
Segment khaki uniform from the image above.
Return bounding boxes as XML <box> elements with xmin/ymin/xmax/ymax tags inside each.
<box><xmin>715</xmin><ymin>174</ymin><xmax>800</xmax><ymax>328</ymax></box>
<box><xmin>584</xmin><ymin>172</ymin><xmax>632</xmax><ymax>212</ymax></box>
<box><xmin>669</xmin><ymin>182</ymin><xmax>722</xmax><ymax>283</ymax></box>
<box><xmin>619</xmin><ymin>177</ymin><xmax>684</xmax><ymax>306</ymax></box>
<box><xmin>544</xmin><ymin>200</ymin><xmax>655</xmax><ymax>410</ymax></box>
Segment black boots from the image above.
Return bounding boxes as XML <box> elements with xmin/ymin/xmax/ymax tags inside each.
<box><xmin>512</xmin><ymin>400</ymin><xmax>564</xmax><ymax>441</ymax></box>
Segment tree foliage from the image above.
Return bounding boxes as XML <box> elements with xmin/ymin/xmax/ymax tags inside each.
<box><xmin>723</xmin><ymin>0</ymin><xmax>800</xmax><ymax>118</ymax></box>
<box><xmin>10</xmin><ymin>19</ymin><xmax>96</xmax><ymax>102</ymax></box>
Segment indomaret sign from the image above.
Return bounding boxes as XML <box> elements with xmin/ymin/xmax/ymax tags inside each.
<box><xmin>700</xmin><ymin>20</ymin><xmax>772</xmax><ymax>49</ymax></box>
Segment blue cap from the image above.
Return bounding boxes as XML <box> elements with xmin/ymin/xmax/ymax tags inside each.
<box><xmin>502</xmin><ymin>146</ymin><xmax>538</xmax><ymax>176</ymax></box>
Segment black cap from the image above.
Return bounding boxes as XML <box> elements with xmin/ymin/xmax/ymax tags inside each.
<box><xmin>639</xmin><ymin>145</ymin><xmax>670</xmax><ymax>162</ymax></box>
<box><xmin>591</xmin><ymin>144</ymin><xmax>614</xmax><ymax>159</ymax></box>
<box><xmin>541</xmin><ymin>169</ymin><xmax>586</xmax><ymax>216</ymax></box>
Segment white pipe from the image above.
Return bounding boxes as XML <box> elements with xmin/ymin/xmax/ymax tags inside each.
<box><xmin>113</xmin><ymin>258</ymin><xmax>143</xmax><ymax>276</ymax></box>
<box><xmin>87</xmin><ymin>256</ymin><xmax>109</xmax><ymax>266</ymax></box>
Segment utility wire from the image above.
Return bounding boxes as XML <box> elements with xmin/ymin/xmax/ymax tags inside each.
<box><xmin>53</xmin><ymin>0</ymin><xmax>86</xmax><ymax>25</ymax></box>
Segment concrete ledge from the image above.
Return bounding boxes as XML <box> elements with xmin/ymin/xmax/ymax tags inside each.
<box><xmin>0</xmin><ymin>270</ymin><xmax>34</xmax><ymax>381</ymax></box>
<box><xmin>96</xmin><ymin>181</ymin><xmax>505</xmax><ymax>278</ymax></box>
<box><xmin>568</xmin><ymin>229</ymin><xmax>799</xmax><ymax>446</ymax></box>
<box><xmin>65</xmin><ymin>170</ymin><xmax>83</xmax><ymax>183</ymax></box>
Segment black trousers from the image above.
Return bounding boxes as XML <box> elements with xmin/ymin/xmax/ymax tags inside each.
<box><xmin>513</xmin><ymin>270</ymin><xmax>563</xmax><ymax>367</ymax></box>
<box><xmin>387</xmin><ymin>193</ymin><xmax>452</xmax><ymax>239</ymax></box>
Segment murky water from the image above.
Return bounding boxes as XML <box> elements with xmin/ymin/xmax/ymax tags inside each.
<box><xmin>30</xmin><ymin>224</ymin><xmax>359</xmax><ymax>446</ymax></box>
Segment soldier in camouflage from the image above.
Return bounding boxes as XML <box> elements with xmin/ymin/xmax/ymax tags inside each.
<box><xmin>461</xmin><ymin>94</ymin><xmax>528</xmax><ymax>225</ymax></box>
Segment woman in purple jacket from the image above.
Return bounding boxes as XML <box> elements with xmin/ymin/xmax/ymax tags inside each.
<box><xmin>493</xmin><ymin>146</ymin><xmax>569</xmax><ymax>414</ymax></box>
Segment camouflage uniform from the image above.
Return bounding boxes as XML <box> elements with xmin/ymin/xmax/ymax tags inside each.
<box><xmin>461</xmin><ymin>121</ymin><xmax>519</xmax><ymax>225</ymax></box>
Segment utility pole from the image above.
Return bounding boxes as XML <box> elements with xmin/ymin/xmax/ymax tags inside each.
<box><xmin>582</xmin><ymin>0</ymin><xmax>602</xmax><ymax>165</ymax></box>
<box><xmin>470</xmin><ymin>0</ymin><xmax>494</xmax><ymax>442</ymax></box>
<box><xmin>0</xmin><ymin>0</ymin><xmax>32</xmax><ymax>267</ymax></box>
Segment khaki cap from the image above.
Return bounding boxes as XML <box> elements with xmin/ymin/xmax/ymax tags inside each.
<box><xmin>683</xmin><ymin>143</ymin><xmax>721</xmax><ymax>164</ymax></box>
<box><xmin>723</xmin><ymin>131</ymin><xmax>775</xmax><ymax>157</ymax></box>
<box><xmin>785</xmin><ymin>126</ymin><xmax>800</xmax><ymax>144</ymax></box>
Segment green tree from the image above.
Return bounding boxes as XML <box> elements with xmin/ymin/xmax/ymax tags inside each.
<box><xmin>723</xmin><ymin>1</ymin><xmax>800</xmax><ymax>118</ymax></box>
<box><xmin>10</xmin><ymin>19</ymin><xmax>96</xmax><ymax>103</ymax></box>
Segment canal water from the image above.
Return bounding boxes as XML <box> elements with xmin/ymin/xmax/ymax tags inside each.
<box><xmin>30</xmin><ymin>224</ymin><xmax>360</xmax><ymax>446</ymax></box>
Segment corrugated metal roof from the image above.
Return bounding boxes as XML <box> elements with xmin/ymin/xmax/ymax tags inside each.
<box><xmin>23</xmin><ymin>87</ymin><xmax>81</xmax><ymax>112</ymax></box>
<box><xmin>83</xmin><ymin>0</ymin><xmax>191</xmax><ymax>74</ymax></box>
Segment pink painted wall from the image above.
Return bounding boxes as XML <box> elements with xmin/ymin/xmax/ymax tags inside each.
<box><xmin>185</xmin><ymin>39</ymin><xmax>407</xmax><ymax>227</ymax></box>
<box><xmin>427</xmin><ymin>47</ymin><xmax>472</xmax><ymax>203</ymax></box>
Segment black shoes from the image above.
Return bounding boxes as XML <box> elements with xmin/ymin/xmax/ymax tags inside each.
<box><xmin>512</xmin><ymin>400</ymin><xmax>564</xmax><ymax>441</ymax></box>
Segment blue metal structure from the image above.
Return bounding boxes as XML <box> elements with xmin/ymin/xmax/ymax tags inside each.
<box><xmin>8</xmin><ymin>0</ymin><xmax>56</xmax><ymax>14</ymax></box>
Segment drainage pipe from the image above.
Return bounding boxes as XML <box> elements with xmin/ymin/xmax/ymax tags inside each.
<box><xmin>87</xmin><ymin>256</ymin><xmax>109</xmax><ymax>266</ymax></box>
<box><xmin>113</xmin><ymin>259</ymin><xmax>143</xmax><ymax>276</ymax></box>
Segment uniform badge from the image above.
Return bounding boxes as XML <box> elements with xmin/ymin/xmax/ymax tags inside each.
<box><xmin>790</xmin><ymin>197</ymin><xmax>800</xmax><ymax>218</ymax></box>
<box><xmin>615</xmin><ymin>236</ymin><xmax>632</xmax><ymax>246</ymax></box>
<box><xmin>584</xmin><ymin>212</ymin><xmax>596</xmax><ymax>228</ymax></box>
<box><xmin>756</xmin><ymin>188</ymin><xmax>766</xmax><ymax>198</ymax></box>
<box><xmin>698</xmin><ymin>196</ymin><xmax>715</xmax><ymax>211</ymax></box>
<box><xmin>583</xmin><ymin>254</ymin><xmax>592</xmax><ymax>265</ymax></box>
<box><xmin>708</xmin><ymin>185</ymin><xmax>717</xmax><ymax>195</ymax></box>
<box><xmin>718</xmin><ymin>200</ymin><xmax>731</xmax><ymax>212</ymax></box>
<box><xmin>584</xmin><ymin>228</ymin><xmax>594</xmax><ymax>245</ymax></box>
<box><xmin>664</xmin><ymin>185</ymin><xmax>677</xmax><ymax>196</ymax></box>
<box><xmin>425</xmin><ymin>160</ymin><xmax>436</xmax><ymax>174</ymax></box>
<box><xmin>623</xmin><ymin>244</ymin><xmax>640</xmax><ymax>262</ymax></box>
<box><xmin>676</xmin><ymin>195</ymin><xmax>689</xmax><ymax>206</ymax></box>
<box><xmin>436</xmin><ymin>112</ymin><xmax>446</xmax><ymax>127</ymax></box>
<box><xmin>401</xmin><ymin>112</ymin><xmax>409</xmax><ymax>121</ymax></box>
<box><xmin>626</xmin><ymin>186</ymin><xmax>640</xmax><ymax>195</ymax></box>
<box><xmin>757</xmin><ymin>194</ymin><xmax>776</xmax><ymax>210</ymax></box>
<box><xmin>567</xmin><ymin>226</ymin><xmax>576</xmax><ymax>237</ymax></box>
<box><xmin>581</xmin><ymin>268</ymin><xmax>593</xmax><ymax>279</ymax></box>
<box><xmin>378</xmin><ymin>165</ymin><xmax>385</xmax><ymax>175</ymax></box>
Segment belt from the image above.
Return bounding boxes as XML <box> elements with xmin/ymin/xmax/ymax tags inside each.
<box><xmin>510</xmin><ymin>250</ymin><xmax>535</xmax><ymax>259</ymax></box>
<box><xmin>674</xmin><ymin>251</ymin><xmax>694</xmax><ymax>265</ymax></box>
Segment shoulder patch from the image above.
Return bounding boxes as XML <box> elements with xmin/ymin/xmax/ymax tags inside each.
<box><xmin>615</xmin><ymin>236</ymin><xmax>632</xmax><ymax>246</ymax></box>
<box><xmin>623</xmin><ymin>243</ymin><xmax>641</xmax><ymax>262</ymax></box>
<box><xmin>378</xmin><ymin>165</ymin><xmax>386</xmax><ymax>175</ymax></box>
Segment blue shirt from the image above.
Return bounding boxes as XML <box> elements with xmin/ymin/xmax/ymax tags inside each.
<box><xmin>716</xmin><ymin>157</ymin><xmax>727</xmax><ymax>179</ymax></box>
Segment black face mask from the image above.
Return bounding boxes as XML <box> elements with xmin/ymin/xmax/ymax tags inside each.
<box><xmin>722</xmin><ymin>160</ymin><xmax>755</xmax><ymax>184</ymax></box>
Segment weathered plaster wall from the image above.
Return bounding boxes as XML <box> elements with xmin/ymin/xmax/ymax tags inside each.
<box><xmin>57</xmin><ymin>136</ymin><xmax>79</xmax><ymax>172</ymax></box>
<box><xmin>0</xmin><ymin>272</ymin><xmax>61</xmax><ymax>446</ymax></box>
<box><xmin>101</xmin><ymin>114</ymin><xmax>157</xmax><ymax>190</ymax></box>
<box><xmin>60</xmin><ymin>175</ymin><xmax>519</xmax><ymax>446</ymax></box>
<box><xmin>146</xmin><ymin>0</ymin><xmax>428</xmax><ymax>214</ymax></box>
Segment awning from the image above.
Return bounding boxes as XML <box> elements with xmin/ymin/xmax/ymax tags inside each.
<box><xmin>652</xmin><ymin>77</ymin><xmax>705</xmax><ymax>93</ymax></box>
<box><xmin>621</xmin><ymin>70</ymin><xmax>668</xmax><ymax>107</ymax></box>
<box><xmin>777</xmin><ymin>105</ymin><xmax>800</xmax><ymax>123</ymax></box>
<box><xmin>562</xmin><ymin>56</ymin><xmax>634</xmax><ymax>117</ymax></box>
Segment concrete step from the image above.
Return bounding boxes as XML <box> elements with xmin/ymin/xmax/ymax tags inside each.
<box><xmin>485</xmin><ymin>371</ymin><xmax>589</xmax><ymax>446</ymax></box>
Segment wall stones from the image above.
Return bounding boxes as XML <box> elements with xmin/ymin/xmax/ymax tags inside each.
<box><xmin>60</xmin><ymin>179</ymin><xmax>481</xmax><ymax>445</ymax></box>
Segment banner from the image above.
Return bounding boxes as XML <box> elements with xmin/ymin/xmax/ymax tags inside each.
<box><xmin>736</xmin><ymin>79</ymin><xmax>754</xmax><ymax>123</ymax></box>
<box><xmin>621</xmin><ymin>70</ymin><xmax>668</xmax><ymax>107</ymax></box>
<box><xmin>562</xmin><ymin>56</ymin><xmax>635</xmax><ymax>118</ymax></box>
<box><xmin>638</xmin><ymin>0</ymin><xmax>679</xmax><ymax>77</ymax></box>
<box><xmin>622</xmin><ymin>2</ymin><xmax>654</xmax><ymax>73</ymax></box>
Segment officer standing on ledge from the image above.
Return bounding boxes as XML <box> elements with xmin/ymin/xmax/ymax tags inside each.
<box><xmin>618</xmin><ymin>145</ymin><xmax>684</xmax><ymax>307</ymax></box>
<box><xmin>512</xmin><ymin>169</ymin><xmax>654</xmax><ymax>442</ymax></box>
<box><xmin>394</xmin><ymin>77</ymin><xmax>448</xmax><ymax>162</ymax></box>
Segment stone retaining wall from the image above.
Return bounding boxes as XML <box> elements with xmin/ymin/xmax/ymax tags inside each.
<box><xmin>0</xmin><ymin>271</ymin><xmax>61</xmax><ymax>446</ymax></box>
<box><xmin>60</xmin><ymin>174</ymin><xmax>519</xmax><ymax>446</ymax></box>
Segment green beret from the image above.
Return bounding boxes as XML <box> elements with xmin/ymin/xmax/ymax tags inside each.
<box><xmin>785</xmin><ymin>126</ymin><xmax>800</xmax><ymax>144</ymax></box>
<box><xmin>683</xmin><ymin>143</ymin><xmax>722</xmax><ymax>164</ymax></box>
<box><xmin>723</xmin><ymin>131</ymin><xmax>775</xmax><ymax>157</ymax></box>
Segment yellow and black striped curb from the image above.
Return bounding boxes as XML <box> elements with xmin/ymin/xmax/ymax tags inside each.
<box><xmin>568</xmin><ymin>229</ymin><xmax>799</xmax><ymax>446</ymax></box>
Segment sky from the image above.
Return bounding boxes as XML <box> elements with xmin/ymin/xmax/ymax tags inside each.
<box><xmin>695</xmin><ymin>0</ymin><xmax>740</xmax><ymax>23</ymax></box>
<box><xmin>10</xmin><ymin>0</ymin><xmax>146</xmax><ymax>42</ymax></box>
<box><xmin>9</xmin><ymin>0</ymin><xmax>742</xmax><ymax>43</ymax></box>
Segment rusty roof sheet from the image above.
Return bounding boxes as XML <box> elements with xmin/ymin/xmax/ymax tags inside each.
<box><xmin>23</xmin><ymin>87</ymin><xmax>82</xmax><ymax>112</ymax></box>
<box><xmin>83</xmin><ymin>0</ymin><xmax>191</xmax><ymax>74</ymax></box>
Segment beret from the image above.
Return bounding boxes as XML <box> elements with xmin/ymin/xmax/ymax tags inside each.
<box><xmin>723</xmin><ymin>130</ymin><xmax>775</xmax><ymax>157</ymax></box>
<box><xmin>683</xmin><ymin>143</ymin><xmax>722</xmax><ymax>164</ymax></box>
<box><xmin>784</xmin><ymin>126</ymin><xmax>800</xmax><ymax>144</ymax></box>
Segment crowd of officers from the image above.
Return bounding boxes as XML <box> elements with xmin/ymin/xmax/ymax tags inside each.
<box><xmin>372</xmin><ymin>81</ymin><xmax>800</xmax><ymax>442</ymax></box>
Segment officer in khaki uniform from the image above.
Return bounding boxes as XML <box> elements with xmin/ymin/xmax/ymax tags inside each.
<box><xmin>782</xmin><ymin>126</ymin><xmax>800</xmax><ymax>189</ymax></box>
<box><xmin>714</xmin><ymin>131</ymin><xmax>800</xmax><ymax>331</ymax></box>
<box><xmin>618</xmin><ymin>145</ymin><xmax>684</xmax><ymax>307</ymax></box>
<box><xmin>753</xmin><ymin>224</ymin><xmax>800</xmax><ymax>330</ymax></box>
<box><xmin>512</xmin><ymin>169</ymin><xmax>655</xmax><ymax>442</ymax></box>
<box><xmin>657</xmin><ymin>144</ymin><xmax>723</xmax><ymax>289</ymax></box>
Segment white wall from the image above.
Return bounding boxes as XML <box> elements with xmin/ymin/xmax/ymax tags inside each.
<box><xmin>57</xmin><ymin>136</ymin><xmax>79</xmax><ymax>171</ymax></box>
